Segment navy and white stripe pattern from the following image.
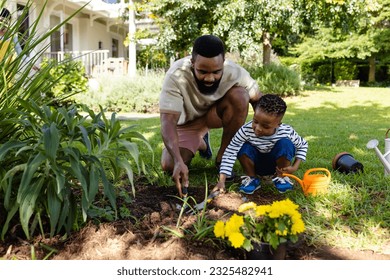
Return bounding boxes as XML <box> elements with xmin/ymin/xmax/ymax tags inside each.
<box><xmin>220</xmin><ymin>121</ymin><xmax>308</xmax><ymax>176</ymax></box>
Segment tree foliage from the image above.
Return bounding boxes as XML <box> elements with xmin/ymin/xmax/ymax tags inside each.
<box><xmin>147</xmin><ymin>0</ymin><xmax>383</xmax><ymax>65</ymax></box>
<box><xmin>291</xmin><ymin>0</ymin><xmax>389</xmax><ymax>82</ymax></box>
<box><xmin>148</xmin><ymin>0</ymin><xmax>217</xmax><ymax>58</ymax></box>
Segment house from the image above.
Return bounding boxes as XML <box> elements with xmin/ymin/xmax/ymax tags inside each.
<box><xmin>5</xmin><ymin>0</ymin><xmax>147</xmax><ymax>76</ymax></box>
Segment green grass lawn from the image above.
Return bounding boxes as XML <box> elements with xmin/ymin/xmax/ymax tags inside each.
<box><xmin>123</xmin><ymin>86</ymin><xmax>390</xmax><ymax>253</ymax></box>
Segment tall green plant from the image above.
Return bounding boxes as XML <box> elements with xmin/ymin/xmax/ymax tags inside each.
<box><xmin>0</xmin><ymin>1</ymin><xmax>154</xmax><ymax>240</ymax></box>
<box><xmin>0</xmin><ymin>102</ymin><xmax>152</xmax><ymax>239</ymax></box>
<box><xmin>0</xmin><ymin>0</ymin><xmax>84</xmax><ymax>142</ymax></box>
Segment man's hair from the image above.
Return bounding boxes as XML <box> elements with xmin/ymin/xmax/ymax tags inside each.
<box><xmin>191</xmin><ymin>35</ymin><xmax>225</xmax><ymax>59</ymax></box>
<box><xmin>0</xmin><ymin>8</ymin><xmax>11</xmax><ymax>20</ymax></box>
<box><xmin>256</xmin><ymin>94</ymin><xmax>287</xmax><ymax>116</ymax></box>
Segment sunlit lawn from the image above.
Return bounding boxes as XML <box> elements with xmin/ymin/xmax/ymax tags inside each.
<box><xmin>124</xmin><ymin>86</ymin><xmax>390</xmax><ymax>253</ymax></box>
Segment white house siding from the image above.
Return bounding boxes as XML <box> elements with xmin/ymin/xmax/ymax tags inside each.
<box><xmin>5</xmin><ymin>0</ymin><xmax>130</xmax><ymax>76</ymax></box>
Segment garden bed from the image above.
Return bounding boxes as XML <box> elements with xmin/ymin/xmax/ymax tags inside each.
<box><xmin>1</xmin><ymin>181</ymin><xmax>389</xmax><ymax>260</ymax></box>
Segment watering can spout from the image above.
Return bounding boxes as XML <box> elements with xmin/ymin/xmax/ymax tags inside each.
<box><xmin>366</xmin><ymin>139</ymin><xmax>390</xmax><ymax>174</ymax></box>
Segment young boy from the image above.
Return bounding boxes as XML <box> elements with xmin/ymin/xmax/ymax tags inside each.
<box><xmin>214</xmin><ymin>94</ymin><xmax>308</xmax><ymax>194</ymax></box>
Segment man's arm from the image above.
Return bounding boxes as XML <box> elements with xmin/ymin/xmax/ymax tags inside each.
<box><xmin>160</xmin><ymin>112</ymin><xmax>189</xmax><ymax>197</ymax></box>
<box><xmin>160</xmin><ymin>112</ymin><xmax>182</xmax><ymax>165</ymax></box>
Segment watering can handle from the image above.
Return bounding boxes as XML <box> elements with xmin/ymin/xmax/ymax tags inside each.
<box><xmin>305</xmin><ymin>168</ymin><xmax>331</xmax><ymax>178</ymax></box>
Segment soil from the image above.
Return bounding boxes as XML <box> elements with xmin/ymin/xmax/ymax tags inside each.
<box><xmin>1</xmin><ymin>179</ymin><xmax>389</xmax><ymax>261</ymax></box>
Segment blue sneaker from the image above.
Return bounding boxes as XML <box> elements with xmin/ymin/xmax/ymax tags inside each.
<box><xmin>199</xmin><ymin>132</ymin><xmax>212</xmax><ymax>160</ymax></box>
<box><xmin>272</xmin><ymin>176</ymin><xmax>294</xmax><ymax>193</ymax></box>
<box><xmin>239</xmin><ymin>176</ymin><xmax>261</xmax><ymax>194</ymax></box>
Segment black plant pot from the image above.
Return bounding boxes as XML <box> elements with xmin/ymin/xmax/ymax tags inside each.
<box><xmin>246</xmin><ymin>242</ymin><xmax>286</xmax><ymax>260</ymax></box>
<box><xmin>332</xmin><ymin>152</ymin><xmax>364</xmax><ymax>174</ymax></box>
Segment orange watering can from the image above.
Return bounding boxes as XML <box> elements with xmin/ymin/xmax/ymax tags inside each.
<box><xmin>283</xmin><ymin>168</ymin><xmax>331</xmax><ymax>196</ymax></box>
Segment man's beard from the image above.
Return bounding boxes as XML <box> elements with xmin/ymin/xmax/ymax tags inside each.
<box><xmin>193</xmin><ymin>71</ymin><xmax>222</xmax><ymax>95</ymax></box>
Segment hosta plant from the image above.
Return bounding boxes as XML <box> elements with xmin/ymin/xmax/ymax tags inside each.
<box><xmin>0</xmin><ymin>102</ymin><xmax>152</xmax><ymax>239</ymax></box>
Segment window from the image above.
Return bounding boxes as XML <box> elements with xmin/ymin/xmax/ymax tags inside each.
<box><xmin>112</xmin><ymin>38</ymin><xmax>118</xmax><ymax>57</ymax></box>
<box><xmin>50</xmin><ymin>15</ymin><xmax>73</xmax><ymax>52</ymax></box>
<box><xmin>16</xmin><ymin>4</ymin><xmax>29</xmax><ymax>50</ymax></box>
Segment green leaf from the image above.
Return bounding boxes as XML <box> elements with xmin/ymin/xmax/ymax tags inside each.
<box><xmin>1</xmin><ymin>203</ymin><xmax>19</xmax><ymax>240</ymax></box>
<box><xmin>117</xmin><ymin>158</ymin><xmax>135</xmax><ymax>197</ymax></box>
<box><xmin>98</xmin><ymin>165</ymin><xmax>117</xmax><ymax>216</ymax></box>
<box><xmin>43</xmin><ymin>123</ymin><xmax>59</xmax><ymax>160</ymax></box>
<box><xmin>47</xmin><ymin>181</ymin><xmax>62</xmax><ymax>237</ymax></box>
<box><xmin>69</xmin><ymin>155</ymin><xmax>89</xmax><ymax>221</ymax></box>
<box><xmin>19</xmin><ymin>177</ymin><xmax>44</xmax><ymax>239</ymax></box>
<box><xmin>53</xmin><ymin>169</ymin><xmax>65</xmax><ymax>196</ymax></box>
<box><xmin>17</xmin><ymin>153</ymin><xmax>45</xmax><ymax>203</ymax></box>
<box><xmin>1</xmin><ymin>164</ymin><xmax>26</xmax><ymax>209</ymax></box>
<box><xmin>117</xmin><ymin>139</ymin><xmax>140</xmax><ymax>170</ymax></box>
<box><xmin>78</xmin><ymin>124</ymin><xmax>92</xmax><ymax>154</ymax></box>
<box><xmin>242</xmin><ymin>239</ymin><xmax>253</xmax><ymax>251</ymax></box>
<box><xmin>0</xmin><ymin>141</ymin><xmax>26</xmax><ymax>161</ymax></box>
<box><xmin>88</xmin><ymin>163</ymin><xmax>100</xmax><ymax>203</ymax></box>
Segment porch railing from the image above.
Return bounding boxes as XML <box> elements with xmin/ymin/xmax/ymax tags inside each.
<box><xmin>43</xmin><ymin>50</ymin><xmax>117</xmax><ymax>77</ymax></box>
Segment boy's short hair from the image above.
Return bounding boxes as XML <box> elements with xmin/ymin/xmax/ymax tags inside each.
<box><xmin>257</xmin><ymin>94</ymin><xmax>287</xmax><ymax>116</ymax></box>
<box><xmin>192</xmin><ymin>35</ymin><xmax>225</xmax><ymax>59</ymax></box>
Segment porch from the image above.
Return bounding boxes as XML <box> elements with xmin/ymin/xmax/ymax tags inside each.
<box><xmin>43</xmin><ymin>50</ymin><xmax>129</xmax><ymax>77</ymax></box>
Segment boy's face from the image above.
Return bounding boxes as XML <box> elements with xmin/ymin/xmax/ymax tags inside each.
<box><xmin>252</xmin><ymin>108</ymin><xmax>283</xmax><ymax>137</ymax></box>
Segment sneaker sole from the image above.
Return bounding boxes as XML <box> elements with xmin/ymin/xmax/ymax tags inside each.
<box><xmin>277</xmin><ymin>187</ymin><xmax>293</xmax><ymax>194</ymax></box>
<box><xmin>239</xmin><ymin>185</ymin><xmax>261</xmax><ymax>195</ymax></box>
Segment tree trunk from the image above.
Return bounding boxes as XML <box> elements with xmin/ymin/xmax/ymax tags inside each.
<box><xmin>368</xmin><ymin>56</ymin><xmax>376</xmax><ymax>83</ymax></box>
<box><xmin>262</xmin><ymin>31</ymin><xmax>272</xmax><ymax>65</ymax></box>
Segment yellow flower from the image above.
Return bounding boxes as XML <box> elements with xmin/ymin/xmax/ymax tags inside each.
<box><xmin>214</xmin><ymin>199</ymin><xmax>305</xmax><ymax>251</ymax></box>
<box><xmin>255</xmin><ymin>205</ymin><xmax>271</xmax><ymax>217</ymax></box>
<box><xmin>291</xmin><ymin>217</ymin><xmax>305</xmax><ymax>234</ymax></box>
<box><xmin>224</xmin><ymin>213</ymin><xmax>244</xmax><ymax>237</ymax></box>
<box><xmin>213</xmin><ymin>221</ymin><xmax>225</xmax><ymax>238</ymax></box>
<box><xmin>276</xmin><ymin>229</ymin><xmax>288</xmax><ymax>236</ymax></box>
<box><xmin>228</xmin><ymin>232</ymin><xmax>246</xmax><ymax>248</ymax></box>
<box><xmin>284</xmin><ymin>199</ymin><xmax>296</xmax><ymax>210</ymax></box>
<box><xmin>238</xmin><ymin>202</ymin><xmax>257</xmax><ymax>213</ymax></box>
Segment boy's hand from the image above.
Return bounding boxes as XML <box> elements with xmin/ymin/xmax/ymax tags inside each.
<box><xmin>277</xmin><ymin>166</ymin><xmax>297</xmax><ymax>176</ymax></box>
<box><xmin>212</xmin><ymin>181</ymin><xmax>226</xmax><ymax>193</ymax></box>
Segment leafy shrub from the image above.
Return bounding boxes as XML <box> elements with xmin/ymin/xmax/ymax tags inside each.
<box><xmin>0</xmin><ymin>102</ymin><xmax>152</xmax><ymax>239</ymax></box>
<box><xmin>77</xmin><ymin>72</ymin><xmax>163</xmax><ymax>113</ymax></box>
<box><xmin>248</xmin><ymin>63</ymin><xmax>302</xmax><ymax>97</ymax></box>
<box><xmin>334</xmin><ymin>60</ymin><xmax>358</xmax><ymax>81</ymax></box>
<box><xmin>40</xmin><ymin>56</ymin><xmax>89</xmax><ymax>106</ymax></box>
<box><xmin>300</xmin><ymin>59</ymin><xmax>358</xmax><ymax>85</ymax></box>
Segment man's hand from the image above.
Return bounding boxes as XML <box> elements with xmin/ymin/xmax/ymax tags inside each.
<box><xmin>172</xmin><ymin>160</ymin><xmax>189</xmax><ymax>198</ymax></box>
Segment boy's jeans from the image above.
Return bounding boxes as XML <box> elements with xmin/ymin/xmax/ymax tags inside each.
<box><xmin>237</xmin><ymin>138</ymin><xmax>295</xmax><ymax>176</ymax></box>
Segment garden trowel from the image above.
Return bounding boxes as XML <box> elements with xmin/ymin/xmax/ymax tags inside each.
<box><xmin>186</xmin><ymin>190</ymin><xmax>220</xmax><ymax>215</ymax></box>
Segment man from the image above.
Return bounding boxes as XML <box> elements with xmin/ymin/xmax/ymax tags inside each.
<box><xmin>159</xmin><ymin>34</ymin><xmax>262</xmax><ymax>197</ymax></box>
